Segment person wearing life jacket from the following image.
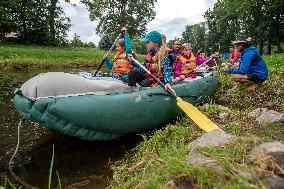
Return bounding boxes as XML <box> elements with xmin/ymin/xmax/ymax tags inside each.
<box><xmin>195</xmin><ymin>49</ymin><xmax>214</xmax><ymax>66</ymax></box>
<box><xmin>103</xmin><ymin>27</ymin><xmax>133</xmax><ymax>83</ymax></box>
<box><xmin>225</xmin><ymin>36</ymin><xmax>268</xmax><ymax>91</ymax></box>
<box><xmin>128</xmin><ymin>31</ymin><xmax>174</xmax><ymax>92</ymax></box>
<box><xmin>228</xmin><ymin>47</ymin><xmax>241</xmax><ymax>64</ymax></box>
<box><xmin>173</xmin><ymin>43</ymin><xmax>196</xmax><ymax>82</ymax></box>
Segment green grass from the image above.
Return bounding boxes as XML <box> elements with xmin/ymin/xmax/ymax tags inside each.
<box><xmin>109</xmin><ymin>53</ymin><xmax>284</xmax><ymax>189</ymax></box>
<box><xmin>110</xmin><ymin>121</ymin><xmax>266</xmax><ymax>188</ymax></box>
<box><xmin>0</xmin><ymin>44</ymin><xmax>145</xmax><ymax>69</ymax></box>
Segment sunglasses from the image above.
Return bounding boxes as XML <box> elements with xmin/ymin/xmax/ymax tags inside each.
<box><xmin>174</xmin><ymin>43</ymin><xmax>181</xmax><ymax>46</ymax></box>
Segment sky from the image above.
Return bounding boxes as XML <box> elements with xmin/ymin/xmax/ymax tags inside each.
<box><xmin>60</xmin><ymin>0</ymin><xmax>217</xmax><ymax>44</ymax></box>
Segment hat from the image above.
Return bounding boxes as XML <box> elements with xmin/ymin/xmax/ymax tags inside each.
<box><xmin>232</xmin><ymin>36</ymin><xmax>252</xmax><ymax>44</ymax></box>
<box><xmin>142</xmin><ymin>31</ymin><xmax>162</xmax><ymax>45</ymax></box>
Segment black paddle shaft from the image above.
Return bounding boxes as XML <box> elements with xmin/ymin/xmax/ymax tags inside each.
<box><xmin>93</xmin><ymin>33</ymin><xmax>123</xmax><ymax>76</ymax></box>
<box><xmin>129</xmin><ymin>57</ymin><xmax>177</xmax><ymax>98</ymax></box>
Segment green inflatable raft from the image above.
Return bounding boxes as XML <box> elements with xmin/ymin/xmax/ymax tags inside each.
<box><xmin>13</xmin><ymin>72</ymin><xmax>218</xmax><ymax>141</ymax></box>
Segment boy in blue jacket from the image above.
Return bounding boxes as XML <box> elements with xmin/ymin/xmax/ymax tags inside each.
<box><xmin>225</xmin><ymin>36</ymin><xmax>268</xmax><ymax>91</ymax></box>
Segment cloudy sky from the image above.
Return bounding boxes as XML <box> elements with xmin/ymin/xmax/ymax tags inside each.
<box><xmin>60</xmin><ymin>0</ymin><xmax>216</xmax><ymax>44</ymax></box>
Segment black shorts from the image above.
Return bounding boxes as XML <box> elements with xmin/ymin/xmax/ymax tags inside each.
<box><xmin>247</xmin><ymin>74</ymin><xmax>265</xmax><ymax>84</ymax></box>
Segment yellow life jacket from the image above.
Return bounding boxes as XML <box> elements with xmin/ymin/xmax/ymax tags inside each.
<box><xmin>176</xmin><ymin>53</ymin><xmax>196</xmax><ymax>75</ymax></box>
<box><xmin>112</xmin><ymin>51</ymin><xmax>132</xmax><ymax>74</ymax></box>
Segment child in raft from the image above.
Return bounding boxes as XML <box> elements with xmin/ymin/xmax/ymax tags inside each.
<box><xmin>195</xmin><ymin>51</ymin><xmax>215</xmax><ymax>66</ymax></box>
<box><xmin>103</xmin><ymin>28</ymin><xmax>133</xmax><ymax>83</ymax></box>
<box><xmin>127</xmin><ymin>31</ymin><xmax>174</xmax><ymax>92</ymax></box>
<box><xmin>173</xmin><ymin>43</ymin><xmax>196</xmax><ymax>82</ymax></box>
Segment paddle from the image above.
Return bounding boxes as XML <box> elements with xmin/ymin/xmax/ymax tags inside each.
<box><xmin>194</xmin><ymin>57</ymin><xmax>213</xmax><ymax>71</ymax></box>
<box><xmin>129</xmin><ymin>57</ymin><xmax>220</xmax><ymax>132</ymax></box>
<box><xmin>92</xmin><ymin>33</ymin><xmax>123</xmax><ymax>76</ymax></box>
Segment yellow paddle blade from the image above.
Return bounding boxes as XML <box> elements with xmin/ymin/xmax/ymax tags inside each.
<box><xmin>176</xmin><ymin>97</ymin><xmax>220</xmax><ymax>132</ymax></box>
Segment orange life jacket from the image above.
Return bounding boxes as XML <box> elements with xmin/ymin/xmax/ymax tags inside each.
<box><xmin>112</xmin><ymin>51</ymin><xmax>132</xmax><ymax>74</ymax></box>
<box><xmin>176</xmin><ymin>53</ymin><xmax>196</xmax><ymax>75</ymax></box>
<box><xmin>145</xmin><ymin>53</ymin><xmax>162</xmax><ymax>79</ymax></box>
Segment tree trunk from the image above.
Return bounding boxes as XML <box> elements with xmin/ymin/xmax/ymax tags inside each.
<box><xmin>19</xmin><ymin>1</ymin><xmax>28</xmax><ymax>42</ymax></box>
<box><xmin>267</xmin><ymin>39</ymin><xmax>272</xmax><ymax>55</ymax></box>
<box><xmin>259</xmin><ymin>42</ymin><xmax>264</xmax><ymax>56</ymax></box>
<box><xmin>275</xmin><ymin>14</ymin><xmax>283</xmax><ymax>53</ymax></box>
<box><xmin>49</xmin><ymin>0</ymin><xmax>58</xmax><ymax>44</ymax></box>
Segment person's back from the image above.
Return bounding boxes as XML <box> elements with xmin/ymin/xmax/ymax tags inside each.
<box><xmin>240</xmin><ymin>46</ymin><xmax>268</xmax><ymax>81</ymax></box>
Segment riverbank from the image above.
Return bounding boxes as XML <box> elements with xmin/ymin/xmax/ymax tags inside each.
<box><xmin>0</xmin><ymin>45</ymin><xmax>145</xmax><ymax>70</ymax></box>
<box><xmin>110</xmin><ymin>53</ymin><xmax>284</xmax><ymax>188</ymax></box>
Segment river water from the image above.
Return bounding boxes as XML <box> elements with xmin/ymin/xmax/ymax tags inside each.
<box><xmin>0</xmin><ymin>68</ymin><xmax>141</xmax><ymax>188</ymax></box>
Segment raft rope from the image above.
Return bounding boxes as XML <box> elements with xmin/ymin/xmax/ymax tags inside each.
<box><xmin>8</xmin><ymin>119</ymin><xmax>34</xmax><ymax>189</ymax></box>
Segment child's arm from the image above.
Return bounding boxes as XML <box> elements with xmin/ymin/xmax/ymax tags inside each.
<box><xmin>124</xmin><ymin>33</ymin><xmax>132</xmax><ymax>55</ymax></box>
<box><xmin>228</xmin><ymin>53</ymin><xmax>252</xmax><ymax>75</ymax></box>
<box><xmin>174</xmin><ymin>60</ymin><xmax>182</xmax><ymax>76</ymax></box>
<box><xmin>104</xmin><ymin>58</ymin><xmax>114</xmax><ymax>71</ymax></box>
<box><xmin>163</xmin><ymin>56</ymin><xmax>173</xmax><ymax>83</ymax></box>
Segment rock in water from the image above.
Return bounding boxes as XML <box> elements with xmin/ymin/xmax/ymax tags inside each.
<box><xmin>248</xmin><ymin>108</ymin><xmax>284</xmax><ymax>124</ymax></box>
<box><xmin>189</xmin><ymin>129</ymin><xmax>237</xmax><ymax>148</ymax></box>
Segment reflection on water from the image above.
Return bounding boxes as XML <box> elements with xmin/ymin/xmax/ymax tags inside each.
<box><xmin>0</xmin><ymin>68</ymin><xmax>141</xmax><ymax>188</ymax></box>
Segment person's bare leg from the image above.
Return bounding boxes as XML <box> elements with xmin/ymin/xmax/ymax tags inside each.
<box><xmin>232</xmin><ymin>74</ymin><xmax>254</xmax><ymax>84</ymax></box>
<box><xmin>231</xmin><ymin>74</ymin><xmax>259</xmax><ymax>90</ymax></box>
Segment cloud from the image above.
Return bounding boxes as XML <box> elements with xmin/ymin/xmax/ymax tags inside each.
<box><xmin>59</xmin><ymin>0</ymin><xmax>217</xmax><ymax>44</ymax></box>
<box><xmin>60</xmin><ymin>0</ymin><xmax>100</xmax><ymax>44</ymax></box>
<box><xmin>147</xmin><ymin>0</ymin><xmax>217</xmax><ymax>41</ymax></box>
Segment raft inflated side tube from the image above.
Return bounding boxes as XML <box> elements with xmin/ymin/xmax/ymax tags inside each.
<box><xmin>13</xmin><ymin>72</ymin><xmax>218</xmax><ymax>141</ymax></box>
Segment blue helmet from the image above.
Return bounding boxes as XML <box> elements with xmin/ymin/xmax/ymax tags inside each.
<box><xmin>142</xmin><ymin>31</ymin><xmax>162</xmax><ymax>45</ymax></box>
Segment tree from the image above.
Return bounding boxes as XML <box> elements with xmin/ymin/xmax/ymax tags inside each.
<box><xmin>82</xmin><ymin>0</ymin><xmax>157</xmax><ymax>38</ymax></box>
<box><xmin>239</xmin><ymin>0</ymin><xmax>284</xmax><ymax>54</ymax></box>
<box><xmin>203</xmin><ymin>0</ymin><xmax>284</xmax><ymax>54</ymax></box>
<box><xmin>181</xmin><ymin>23</ymin><xmax>206</xmax><ymax>51</ymax></box>
<box><xmin>70</xmin><ymin>33</ymin><xmax>84</xmax><ymax>46</ymax></box>
<box><xmin>0</xmin><ymin>0</ymin><xmax>70</xmax><ymax>45</ymax></box>
<box><xmin>204</xmin><ymin>0</ymin><xmax>241</xmax><ymax>54</ymax></box>
<box><xmin>98</xmin><ymin>35</ymin><xmax>114</xmax><ymax>50</ymax></box>
<box><xmin>131</xmin><ymin>36</ymin><xmax>147</xmax><ymax>54</ymax></box>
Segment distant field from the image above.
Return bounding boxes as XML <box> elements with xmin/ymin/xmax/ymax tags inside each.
<box><xmin>0</xmin><ymin>45</ymin><xmax>145</xmax><ymax>70</ymax></box>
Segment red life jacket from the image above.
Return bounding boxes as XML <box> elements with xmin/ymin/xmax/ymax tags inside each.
<box><xmin>112</xmin><ymin>51</ymin><xmax>132</xmax><ymax>74</ymax></box>
<box><xmin>176</xmin><ymin>53</ymin><xmax>196</xmax><ymax>75</ymax></box>
<box><xmin>145</xmin><ymin>52</ymin><xmax>163</xmax><ymax>79</ymax></box>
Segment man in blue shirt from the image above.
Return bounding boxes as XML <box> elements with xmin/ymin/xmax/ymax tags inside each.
<box><xmin>225</xmin><ymin>36</ymin><xmax>268</xmax><ymax>91</ymax></box>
